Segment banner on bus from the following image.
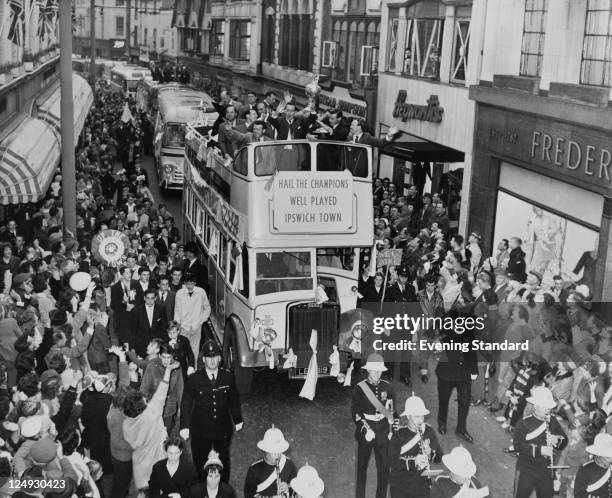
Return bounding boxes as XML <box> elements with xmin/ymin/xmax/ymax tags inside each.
<box><xmin>187</xmin><ymin>163</ymin><xmax>246</xmax><ymax>243</ymax></box>
<box><xmin>272</xmin><ymin>171</ymin><xmax>354</xmax><ymax>233</ymax></box>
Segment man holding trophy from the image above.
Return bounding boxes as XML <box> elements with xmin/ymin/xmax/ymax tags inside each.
<box><xmin>389</xmin><ymin>394</ymin><xmax>442</xmax><ymax>498</ymax></box>
<box><xmin>351</xmin><ymin>353</ymin><xmax>398</xmax><ymax>498</ymax></box>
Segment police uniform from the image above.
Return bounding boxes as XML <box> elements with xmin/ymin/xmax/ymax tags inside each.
<box><xmin>389</xmin><ymin>423</ymin><xmax>442</xmax><ymax>498</ymax></box>
<box><xmin>244</xmin><ymin>456</ymin><xmax>298</xmax><ymax>498</ymax></box>
<box><xmin>573</xmin><ymin>461</ymin><xmax>612</xmax><ymax>498</ymax></box>
<box><xmin>513</xmin><ymin>414</ymin><xmax>567</xmax><ymax>498</ymax></box>
<box><xmin>180</xmin><ymin>340</ymin><xmax>243</xmax><ymax>482</ymax></box>
<box><xmin>429</xmin><ymin>475</ymin><xmax>484</xmax><ymax>498</ymax></box>
<box><xmin>352</xmin><ymin>377</ymin><xmax>397</xmax><ymax>498</ymax></box>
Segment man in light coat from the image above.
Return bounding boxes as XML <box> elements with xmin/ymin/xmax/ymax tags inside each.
<box><xmin>174</xmin><ymin>272</ymin><xmax>211</xmax><ymax>359</ymax></box>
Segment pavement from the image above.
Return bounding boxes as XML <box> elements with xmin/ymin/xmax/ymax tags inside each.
<box><xmin>146</xmin><ymin>152</ymin><xmax>520</xmax><ymax>497</ymax></box>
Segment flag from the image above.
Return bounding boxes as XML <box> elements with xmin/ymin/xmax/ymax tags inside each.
<box><xmin>120</xmin><ymin>102</ymin><xmax>134</xmax><ymax>124</ymax></box>
<box><xmin>7</xmin><ymin>0</ymin><xmax>24</xmax><ymax>46</ymax></box>
<box><xmin>37</xmin><ymin>0</ymin><xmax>58</xmax><ymax>40</ymax></box>
<box><xmin>299</xmin><ymin>329</ymin><xmax>319</xmax><ymax>401</ymax></box>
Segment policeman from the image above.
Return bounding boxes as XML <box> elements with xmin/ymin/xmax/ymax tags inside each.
<box><xmin>244</xmin><ymin>426</ymin><xmax>297</xmax><ymax>498</ymax></box>
<box><xmin>180</xmin><ymin>339</ymin><xmax>243</xmax><ymax>482</ymax></box>
<box><xmin>513</xmin><ymin>386</ymin><xmax>567</xmax><ymax>498</ymax></box>
<box><xmin>352</xmin><ymin>353</ymin><xmax>398</xmax><ymax>498</ymax></box>
<box><xmin>384</xmin><ymin>266</ymin><xmax>417</xmax><ymax>385</ymax></box>
<box><xmin>389</xmin><ymin>394</ymin><xmax>442</xmax><ymax>498</ymax></box>
<box><xmin>573</xmin><ymin>433</ymin><xmax>612</xmax><ymax>498</ymax></box>
<box><xmin>430</xmin><ymin>446</ymin><xmax>487</xmax><ymax>498</ymax></box>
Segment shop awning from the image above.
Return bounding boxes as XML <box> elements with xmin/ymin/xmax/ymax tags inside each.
<box><xmin>380</xmin><ymin>134</ymin><xmax>465</xmax><ymax>163</ymax></box>
<box><xmin>0</xmin><ymin>118</ymin><xmax>60</xmax><ymax>204</ymax></box>
<box><xmin>37</xmin><ymin>73</ymin><xmax>94</xmax><ymax>143</ymax></box>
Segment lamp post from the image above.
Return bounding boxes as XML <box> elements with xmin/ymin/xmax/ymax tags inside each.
<box><xmin>90</xmin><ymin>0</ymin><xmax>96</xmax><ymax>84</ymax></box>
<box><xmin>59</xmin><ymin>0</ymin><xmax>76</xmax><ymax>237</ymax></box>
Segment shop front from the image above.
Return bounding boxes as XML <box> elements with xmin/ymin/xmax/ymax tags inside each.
<box><xmin>376</xmin><ymin>75</ymin><xmax>472</xmax><ymax>234</ymax></box>
<box><xmin>469</xmin><ymin>86</ymin><xmax>612</xmax><ymax>300</ymax></box>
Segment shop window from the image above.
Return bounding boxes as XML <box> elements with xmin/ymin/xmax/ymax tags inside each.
<box><xmin>210</xmin><ymin>20</ymin><xmax>224</xmax><ymax>56</ymax></box>
<box><xmin>520</xmin><ymin>0</ymin><xmax>548</xmax><ymax>77</ymax></box>
<box><xmin>581</xmin><ymin>0</ymin><xmax>612</xmax><ymax>86</ymax></box>
<box><xmin>229</xmin><ymin>20</ymin><xmax>250</xmax><ymax>61</ymax></box>
<box><xmin>450</xmin><ymin>12</ymin><xmax>470</xmax><ymax>83</ymax></box>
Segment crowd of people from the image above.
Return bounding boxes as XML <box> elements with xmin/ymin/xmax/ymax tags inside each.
<box><xmin>0</xmin><ymin>73</ymin><xmax>609</xmax><ymax>498</ymax></box>
<box><xmin>0</xmin><ymin>82</ymin><xmax>328</xmax><ymax>498</ymax></box>
<box><xmin>348</xmin><ymin>165</ymin><xmax>612</xmax><ymax>497</ymax></box>
<box><xmin>155</xmin><ymin>84</ymin><xmax>612</xmax><ymax>497</ymax></box>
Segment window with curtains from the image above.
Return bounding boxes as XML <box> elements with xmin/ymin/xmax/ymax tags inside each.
<box><xmin>210</xmin><ymin>19</ymin><xmax>225</xmax><ymax>56</ymax></box>
<box><xmin>581</xmin><ymin>0</ymin><xmax>612</xmax><ymax>86</ymax></box>
<box><xmin>279</xmin><ymin>0</ymin><xmax>313</xmax><ymax>71</ymax></box>
<box><xmin>450</xmin><ymin>6</ymin><xmax>472</xmax><ymax>83</ymax></box>
<box><xmin>116</xmin><ymin>16</ymin><xmax>125</xmax><ymax>37</ymax></box>
<box><xmin>229</xmin><ymin>20</ymin><xmax>250</xmax><ymax>60</ymax></box>
<box><xmin>262</xmin><ymin>12</ymin><xmax>275</xmax><ymax>62</ymax></box>
<box><xmin>328</xmin><ymin>19</ymin><xmax>380</xmax><ymax>86</ymax></box>
<box><xmin>520</xmin><ymin>0</ymin><xmax>548</xmax><ymax>77</ymax></box>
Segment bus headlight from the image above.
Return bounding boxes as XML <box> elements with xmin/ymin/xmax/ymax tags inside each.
<box><xmin>164</xmin><ymin>164</ymin><xmax>173</xmax><ymax>175</ymax></box>
<box><xmin>351</xmin><ymin>322</ymin><xmax>362</xmax><ymax>340</ymax></box>
<box><xmin>262</xmin><ymin>328</ymin><xmax>277</xmax><ymax>345</ymax></box>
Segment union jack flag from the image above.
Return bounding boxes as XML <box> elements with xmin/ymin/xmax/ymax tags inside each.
<box><xmin>37</xmin><ymin>0</ymin><xmax>59</xmax><ymax>40</ymax></box>
<box><xmin>7</xmin><ymin>0</ymin><xmax>25</xmax><ymax>46</ymax></box>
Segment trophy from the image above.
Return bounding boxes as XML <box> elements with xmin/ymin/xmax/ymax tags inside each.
<box><xmin>305</xmin><ymin>73</ymin><xmax>321</xmax><ymax>112</ymax></box>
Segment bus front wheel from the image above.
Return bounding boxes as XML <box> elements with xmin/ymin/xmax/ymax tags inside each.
<box><xmin>222</xmin><ymin>322</ymin><xmax>253</xmax><ymax>395</ymax></box>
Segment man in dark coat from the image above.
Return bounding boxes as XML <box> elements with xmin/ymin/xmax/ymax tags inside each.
<box><xmin>384</xmin><ymin>267</ymin><xmax>416</xmax><ymax>384</ymax></box>
<box><xmin>507</xmin><ymin>237</ymin><xmax>527</xmax><ymax>283</ymax></box>
<box><xmin>268</xmin><ymin>101</ymin><xmax>316</xmax><ymax>140</ymax></box>
<box><xmin>180</xmin><ymin>340</ymin><xmax>243</xmax><ymax>482</ymax></box>
<box><xmin>435</xmin><ymin>316</ymin><xmax>478</xmax><ymax>443</ymax></box>
<box><xmin>131</xmin><ymin>289</ymin><xmax>168</xmax><ymax>357</ymax></box>
<box><xmin>110</xmin><ymin>266</ymin><xmax>136</xmax><ymax>347</ymax></box>
<box><xmin>345</xmin><ymin>119</ymin><xmax>398</xmax><ymax>177</ymax></box>
<box><xmin>184</xmin><ymin>242</ymin><xmax>208</xmax><ymax>292</ymax></box>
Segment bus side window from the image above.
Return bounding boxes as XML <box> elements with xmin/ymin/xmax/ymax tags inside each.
<box><xmin>233</xmin><ymin>147</ymin><xmax>248</xmax><ymax>175</ymax></box>
<box><xmin>241</xmin><ymin>244</ymin><xmax>249</xmax><ymax>298</ymax></box>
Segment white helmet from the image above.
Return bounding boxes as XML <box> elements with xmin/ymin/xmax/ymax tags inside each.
<box><xmin>401</xmin><ymin>394</ymin><xmax>430</xmax><ymax>417</ymax></box>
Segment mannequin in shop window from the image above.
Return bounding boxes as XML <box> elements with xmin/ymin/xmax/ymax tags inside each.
<box><xmin>573</xmin><ymin>240</ymin><xmax>598</xmax><ymax>297</ymax></box>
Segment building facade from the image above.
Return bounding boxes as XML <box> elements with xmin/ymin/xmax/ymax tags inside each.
<box><xmin>468</xmin><ymin>0</ymin><xmax>612</xmax><ymax>300</ymax></box>
<box><xmin>170</xmin><ymin>0</ymin><xmax>380</xmax><ymax>125</ymax></box>
<box><xmin>375</xmin><ymin>0</ymin><xmax>485</xmax><ymax>235</ymax></box>
<box><xmin>0</xmin><ymin>0</ymin><xmax>92</xmax><ymax>218</ymax></box>
<box><xmin>74</xmin><ymin>0</ymin><xmax>131</xmax><ymax>60</ymax></box>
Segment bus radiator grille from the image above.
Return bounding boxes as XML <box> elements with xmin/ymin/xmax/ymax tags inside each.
<box><xmin>288</xmin><ymin>303</ymin><xmax>340</xmax><ymax>370</ymax></box>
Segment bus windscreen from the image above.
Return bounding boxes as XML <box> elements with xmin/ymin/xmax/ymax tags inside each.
<box><xmin>254</xmin><ymin>144</ymin><xmax>311</xmax><ymax>176</ymax></box>
<box><xmin>163</xmin><ymin>123</ymin><xmax>186</xmax><ymax>148</ymax></box>
<box><xmin>255</xmin><ymin>251</ymin><xmax>313</xmax><ymax>295</ymax></box>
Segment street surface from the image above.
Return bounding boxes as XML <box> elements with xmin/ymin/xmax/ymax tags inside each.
<box><xmin>143</xmin><ymin>153</ymin><xmax>518</xmax><ymax>497</ymax></box>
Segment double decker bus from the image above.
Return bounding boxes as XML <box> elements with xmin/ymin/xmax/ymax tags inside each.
<box><xmin>109</xmin><ymin>64</ymin><xmax>152</xmax><ymax>98</ymax></box>
<box><xmin>153</xmin><ymin>85</ymin><xmax>217</xmax><ymax>190</ymax></box>
<box><xmin>182</xmin><ymin>124</ymin><xmax>374</xmax><ymax>393</ymax></box>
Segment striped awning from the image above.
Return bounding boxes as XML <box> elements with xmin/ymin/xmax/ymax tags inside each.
<box><xmin>0</xmin><ymin>118</ymin><xmax>61</xmax><ymax>205</ymax></box>
<box><xmin>38</xmin><ymin>73</ymin><xmax>94</xmax><ymax>143</ymax></box>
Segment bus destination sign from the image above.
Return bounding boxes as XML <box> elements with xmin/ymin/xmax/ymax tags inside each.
<box><xmin>272</xmin><ymin>171</ymin><xmax>354</xmax><ymax>233</ymax></box>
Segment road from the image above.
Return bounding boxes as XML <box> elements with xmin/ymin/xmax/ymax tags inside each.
<box><xmin>143</xmin><ymin>152</ymin><xmax>523</xmax><ymax>497</ymax></box>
